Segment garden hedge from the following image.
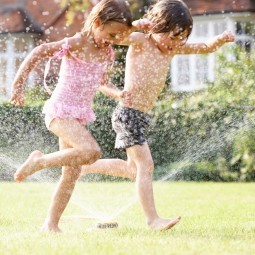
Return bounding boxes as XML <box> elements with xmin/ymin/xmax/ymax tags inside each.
<box><xmin>1</xmin><ymin>47</ymin><xmax>254</xmax><ymax>181</ymax></box>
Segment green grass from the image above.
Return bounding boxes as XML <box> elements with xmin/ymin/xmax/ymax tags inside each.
<box><xmin>0</xmin><ymin>181</ymin><xmax>254</xmax><ymax>255</ymax></box>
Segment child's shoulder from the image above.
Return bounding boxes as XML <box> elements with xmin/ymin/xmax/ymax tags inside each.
<box><xmin>67</xmin><ymin>32</ymin><xmax>86</xmax><ymax>44</ymax></box>
<box><xmin>127</xmin><ymin>32</ymin><xmax>150</xmax><ymax>47</ymax></box>
<box><xmin>65</xmin><ymin>32</ymin><xmax>88</xmax><ymax>50</ymax></box>
<box><xmin>130</xmin><ymin>32</ymin><xmax>147</xmax><ymax>41</ymax></box>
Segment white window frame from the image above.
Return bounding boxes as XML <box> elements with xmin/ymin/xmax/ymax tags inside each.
<box><xmin>170</xmin><ymin>12</ymin><xmax>255</xmax><ymax>92</ymax></box>
<box><xmin>0</xmin><ymin>33</ymin><xmax>35</xmax><ymax>100</ymax></box>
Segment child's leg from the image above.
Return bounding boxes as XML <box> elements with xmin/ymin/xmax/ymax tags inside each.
<box><xmin>80</xmin><ymin>158</ymin><xmax>137</xmax><ymax>180</ymax></box>
<box><xmin>126</xmin><ymin>143</ymin><xmax>181</xmax><ymax>231</ymax></box>
<box><xmin>42</xmin><ymin>138</ymin><xmax>81</xmax><ymax>232</ymax></box>
<box><xmin>14</xmin><ymin>118</ymin><xmax>101</xmax><ymax>182</ymax></box>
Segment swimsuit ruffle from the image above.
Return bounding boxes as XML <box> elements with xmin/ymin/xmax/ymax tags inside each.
<box><xmin>42</xmin><ymin>100</ymin><xmax>96</xmax><ymax>123</ymax></box>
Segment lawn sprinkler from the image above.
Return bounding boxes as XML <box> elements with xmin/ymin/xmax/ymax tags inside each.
<box><xmin>96</xmin><ymin>221</ymin><xmax>118</xmax><ymax>229</ymax></box>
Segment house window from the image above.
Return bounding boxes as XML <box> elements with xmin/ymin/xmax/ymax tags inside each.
<box><xmin>0</xmin><ymin>34</ymin><xmax>35</xmax><ymax>100</ymax></box>
<box><xmin>0</xmin><ymin>59</ymin><xmax>7</xmax><ymax>96</ymax></box>
<box><xmin>0</xmin><ymin>39</ymin><xmax>7</xmax><ymax>97</ymax></box>
<box><xmin>235</xmin><ymin>21</ymin><xmax>255</xmax><ymax>52</ymax></box>
<box><xmin>171</xmin><ymin>19</ymin><xmax>227</xmax><ymax>92</ymax></box>
<box><xmin>171</xmin><ymin>14</ymin><xmax>255</xmax><ymax>92</ymax></box>
<box><xmin>177</xmin><ymin>56</ymin><xmax>190</xmax><ymax>86</ymax></box>
<box><xmin>195</xmin><ymin>55</ymin><xmax>208</xmax><ymax>82</ymax></box>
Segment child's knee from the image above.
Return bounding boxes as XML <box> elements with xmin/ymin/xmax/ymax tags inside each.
<box><xmin>90</xmin><ymin>147</ymin><xmax>101</xmax><ymax>162</ymax></box>
<box><xmin>147</xmin><ymin>161</ymin><xmax>154</xmax><ymax>174</ymax></box>
<box><xmin>129</xmin><ymin>168</ymin><xmax>137</xmax><ymax>180</ymax></box>
<box><xmin>127</xmin><ymin>162</ymin><xmax>137</xmax><ymax>180</ymax></box>
<box><xmin>77</xmin><ymin>142</ymin><xmax>101</xmax><ymax>159</ymax></box>
<box><xmin>130</xmin><ymin>160</ymin><xmax>154</xmax><ymax>178</ymax></box>
<box><xmin>84</xmin><ymin>147</ymin><xmax>101</xmax><ymax>164</ymax></box>
<box><xmin>141</xmin><ymin>160</ymin><xmax>154</xmax><ymax>175</ymax></box>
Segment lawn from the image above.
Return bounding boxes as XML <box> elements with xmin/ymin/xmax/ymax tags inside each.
<box><xmin>0</xmin><ymin>181</ymin><xmax>254</xmax><ymax>255</ymax></box>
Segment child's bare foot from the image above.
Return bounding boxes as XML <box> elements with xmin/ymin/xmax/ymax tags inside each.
<box><xmin>41</xmin><ymin>222</ymin><xmax>62</xmax><ymax>233</ymax></box>
<box><xmin>14</xmin><ymin>150</ymin><xmax>43</xmax><ymax>182</ymax></box>
<box><xmin>148</xmin><ymin>216</ymin><xmax>181</xmax><ymax>231</ymax></box>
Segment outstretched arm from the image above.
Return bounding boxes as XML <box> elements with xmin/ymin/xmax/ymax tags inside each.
<box><xmin>9</xmin><ymin>39</ymin><xmax>66</xmax><ymax>106</ymax></box>
<box><xmin>132</xmin><ymin>18</ymin><xmax>154</xmax><ymax>32</ymax></box>
<box><xmin>175</xmin><ymin>31</ymin><xmax>235</xmax><ymax>55</ymax></box>
<box><xmin>98</xmin><ymin>70</ymin><xmax>131</xmax><ymax>105</ymax></box>
<box><xmin>118</xmin><ymin>18</ymin><xmax>153</xmax><ymax>46</ymax></box>
<box><xmin>98</xmin><ymin>83</ymin><xmax>131</xmax><ymax>104</ymax></box>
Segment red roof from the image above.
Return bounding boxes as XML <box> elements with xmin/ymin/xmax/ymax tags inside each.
<box><xmin>0</xmin><ymin>0</ymin><xmax>255</xmax><ymax>41</ymax></box>
<box><xmin>0</xmin><ymin>0</ymin><xmax>90</xmax><ymax>41</ymax></box>
<box><xmin>186</xmin><ymin>0</ymin><xmax>255</xmax><ymax>15</ymax></box>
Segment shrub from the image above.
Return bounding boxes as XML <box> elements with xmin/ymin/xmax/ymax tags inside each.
<box><xmin>230</xmin><ymin>128</ymin><xmax>255</xmax><ymax>181</ymax></box>
<box><xmin>1</xmin><ymin>47</ymin><xmax>255</xmax><ymax>182</ymax></box>
<box><xmin>150</xmin><ymin>47</ymin><xmax>255</xmax><ymax>181</ymax></box>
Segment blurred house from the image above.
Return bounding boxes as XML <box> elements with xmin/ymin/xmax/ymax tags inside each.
<box><xmin>0</xmin><ymin>0</ymin><xmax>255</xmax><ymax>100</ymax></box>
<box><xmin>172</xmin><ymin>0</ymin><xmax>255</xmax><ymax>92</ymax></box>
<box><xmin>0</xmin><ymin>0</ymin><xmax>94</xmax><ymax>100</ymax></box>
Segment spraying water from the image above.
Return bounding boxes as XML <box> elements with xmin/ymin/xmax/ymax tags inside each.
<box><xmin>0</xmin><ymin>2</ymin><xmax>254</xmax><ymax>230</ymax></box>
<box><xmin>158</xmin><ymin>118</ymin><xmax>251</xmax><ymax>182</ymax></box>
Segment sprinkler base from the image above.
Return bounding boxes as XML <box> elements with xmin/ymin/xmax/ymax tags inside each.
<box><xmin>96</xmin><ymin>222</ymin><xmax>118</xmax><ymax>229</ymax></box>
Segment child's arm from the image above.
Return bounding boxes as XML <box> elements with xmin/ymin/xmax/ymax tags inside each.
<box><xmin>9</xmin><ymin>39</ymin><xmax>67</xmax><ymax>106</ymax></box>
<box><xmin>132</xmin><ymin>18</ymin><xmax>154</xmax><ymax>32</ymax></box>
<box><xmin>98</xmin><ymin>83</ymin><xmax>131</xmax><ymax>104</ymax></box>
<box><xmin>118</xmin><ymin>18</ymin><xmax>153</xmax><ymax>46</ymax></box>
<box><xmin>98</xmin><ymin>70</ymin><xmax>131</xmax><ymax>104</ymax></box>
<box><xmin>175</xmin><ymin>31</ymin><xmax>235</xmax><ymax>55</ymax></box>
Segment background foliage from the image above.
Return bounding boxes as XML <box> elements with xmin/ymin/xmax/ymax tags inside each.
<box><xmin>1</xmin><ymin>47</ymin><xmax>255</xmax><ymax>181</ymax></box>
<box><xmin>60</xmin><ymin>0</ymin><xmax>153</xmax><ymax>24</ymax></box>
<box><xmin>150</xmin><ymin>47</ymin><xmax>255</xmax><ymax>181</ymax></box>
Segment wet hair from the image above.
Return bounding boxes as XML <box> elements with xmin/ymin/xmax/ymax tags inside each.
<box><xmin>82</xmin><ymin>0</ymin><xmax>133</xmax><ymax>34</ymax></box>
<box><xmin>145</xmin><ymin>0</ymin><xmax>193</xmax><ymax>37</ymax></box>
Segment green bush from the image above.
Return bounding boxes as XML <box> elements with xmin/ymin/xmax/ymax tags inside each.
<box><xmin>230</xmin><ymin>128</ymin><xmax>255</xmax><ymax>181</ymax></box>
<box><xmin>0</xmin><ymin>102</ymin><xmax>58</xmax><ymax>180</ymax></box>
<box><xmin>1</xmin><ymin>47</ymin><xmax>255</xmax><ymax>182</ymax></box>
<box><xmin>25</xmin><ymin>86</ymin><xmax>50</xmax><ymax>106</ymax></box>
<box><xmin>150</xmin><ymin>47</ymin><xmax>255</xmax><ymax>181</ymax></box>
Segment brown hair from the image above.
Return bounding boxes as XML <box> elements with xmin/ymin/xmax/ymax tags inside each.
<box><xmin>82</xmin><ymin>0</ymin><xmax>132</xmax><ymax>34</ymax></box>
<box><xmin>146</xmin><ymin>0</ymin><xmax>193</xmax><ymax>37</ymax></box>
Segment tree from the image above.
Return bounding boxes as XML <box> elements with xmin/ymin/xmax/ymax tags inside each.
<box><xmin>60</xmin><ymin>0</ymin><xmax>154</xmax><ymax>23</ymax></box>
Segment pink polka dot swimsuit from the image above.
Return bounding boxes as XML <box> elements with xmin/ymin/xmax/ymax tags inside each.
<box><xmin>42</xmin><ymin>36</ymin><xmax>114</xmax><ymax>129</ymax></box>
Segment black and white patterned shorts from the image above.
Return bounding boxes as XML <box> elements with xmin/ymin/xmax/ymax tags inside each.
<box><xmin>111</xmin><ymin>105</ymin><xmax>152</xmax><ymax>149</ymax></box>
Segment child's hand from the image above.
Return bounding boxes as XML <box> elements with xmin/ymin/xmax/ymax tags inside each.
<box><xmin>132</xmin><ymin>18</ymin><xmax>154</xmax><ymax>31</ymax></box>
<box><xmin>219</xmin><ymin>31</ymin><xmax>235</xmax><ymax>43</ymax></box>
<box><xmin>9</xmin><ymin>91</ymin><xmax>25</xmax><ymax>106</ymax></box>
<box><xmin>119</xmin><ymin>90</ymin><xmax>131</xmax><ymax>106</ymax></box>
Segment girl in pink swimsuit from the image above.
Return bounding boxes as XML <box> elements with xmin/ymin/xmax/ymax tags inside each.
<box><xmin>42</xmin><ymin>35</ymin><xmax>115</xmax><ymax>130</ymax></box>
<box><xmin>9</xmin><ymin>0</ymin><xmax>132</xmax><ymax>232</ymax></box>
